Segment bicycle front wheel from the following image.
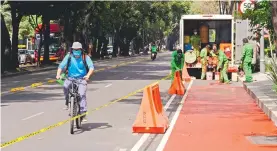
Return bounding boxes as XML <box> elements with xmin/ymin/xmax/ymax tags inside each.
<box><xmin>69</xmin><ymin>97</ymin><xmax>75</xmax><ymax>134</ymax></box>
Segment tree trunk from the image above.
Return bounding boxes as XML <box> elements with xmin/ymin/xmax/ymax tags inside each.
<box><xmin>63</xmin><ymin>10</ymin><xmax>71</xmax><ymax>53</ymax></box>
<box><xmin>42</xmin><ymin>15</ymin><xmax>50</xmax><ymax>64</ymax></box>
<box><xmin>271</xmin><ymin>1</ymin><xmax>277</xmax><ymax>55</ymax></box>
<box><xmin>112</xmin><ymin>32</ymin><xmax>119</xmax><ymax>57</ymax></box>
<box><xmin>92</xmin><ymin>38</ymin><xmax>97</xmax><ymax>58</ymax></box>
<box><xmin>1</xmin><ymin>13</ymin><xmax>11</xmax><ymax>73</ymax></box>
<box><xmin>10</xmin><ymin>5</ymin><xmax>22</xmax><ymax>71</ymax></box>
<box><xmin>122</xmin><ymin>39</ymin><xmax>130</xmax><ymax>56</ymax></box>
<box><xmin>97</xmin><ymin>37</ymin><xmax>103</xmax><ymax>59</ymax></box>
<box><xmin>101</xmin><ymin>37</ymin><xmax>108</xmax><ymax>58</ymax></box>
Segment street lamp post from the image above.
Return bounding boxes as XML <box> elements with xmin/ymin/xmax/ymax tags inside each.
<box><xmin>260</xmin><ymin>27</ymin><xmax>265</xmax><ymax>73</ymax></box>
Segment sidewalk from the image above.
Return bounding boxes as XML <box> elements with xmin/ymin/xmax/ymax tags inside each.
<box><xmin>239</xmin><ymin>72</ymin><xmax>277</xmax><ymax>126</ymax></box>
<box><xmin>163</xmin><ymin>81</ymin><xmax>277</xmax><ymax>151</ymax></box>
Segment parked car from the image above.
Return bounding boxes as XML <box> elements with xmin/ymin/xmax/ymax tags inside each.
<box><xmin>39</xmin><ymin>46</ymin><xmax>59</xmax><ymax>62</ymax></box>
<box><xmin>18</xmin><ymin>49</ymin><xmax>32</xmax><ymax>64</ymax></box>
<box><xmin>27</xmin><ymin>50</ymin><xmax>36</xmax><ymax>63</ymax></box>
<box><xmin>107</xmin><ymin>46</ymin><xmax>113</xmax><ymax>59</ymax></box>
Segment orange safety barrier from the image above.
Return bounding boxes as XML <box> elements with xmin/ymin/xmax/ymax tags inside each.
<box><xmin>132</xmin><ymin>83</ymin><xmax>169</xmax><ymax>134</ymax></box>
<box><xmin>182</xmin><ymin>63</ymin><xmax>191</xmax><ymax>82</ymax></box>
<box><xmin>169</xmin><ymin>71</ymin><xmax>185</xmax><ymax>95</ymax></box>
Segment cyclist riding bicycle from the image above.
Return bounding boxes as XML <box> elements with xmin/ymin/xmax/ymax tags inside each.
<box><xmin>56</xmin><ymin>42</ymin><xmax>94</xmax><ymax>122</ymax></box>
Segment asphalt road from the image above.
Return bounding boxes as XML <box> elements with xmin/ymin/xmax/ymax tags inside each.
<box><xmin>1</xmin><ymin>52</ymin><xmax>186</xmax><ymax>151</ymax></box>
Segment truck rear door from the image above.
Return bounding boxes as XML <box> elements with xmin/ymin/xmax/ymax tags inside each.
<box><xmin>235</xmin><ymin>19</ymin><xmax>254</xmax><ymax>64</ymax></box>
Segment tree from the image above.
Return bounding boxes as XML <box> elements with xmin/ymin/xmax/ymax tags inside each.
<box><xmin>242</xmin><ymin>0</ymin><xmax>273</xmax><ymax>43</ymax></box>
<box><xmin>190</xmin><ymin>1</ymin><xmax>219</xmax><ymax>14</ymax></box>
<box><xmin>9</xmin><ymin>1</ymin><xmax>24</xmax><ymax>70</ymax></box>
<box><xmin>19</xmin><ymin>16</ymin><xmax>35</xmax><ymax>39</ymax></box>
<box><xmin>218</xmin><ymin>0</ymin><xmax>237</xmax><ymax>15</ymax></box>
<box><xmin>1</xmin><ymin>1</ymin><xmax>193</xmax><ymax>70</ymax></box>
<box><xmin>1</xmin><ymin>2</ymin><xmax>12</xmax><ymax>73</ymax></box>
<box><xmin>271</xmin><ymin>1</ymin><xmax>277</xmax><ymax>54</ymax></box>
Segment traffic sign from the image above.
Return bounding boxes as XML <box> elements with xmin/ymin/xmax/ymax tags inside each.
<box><xmin>239</xmin><ymin>0</ymin><xmax>255</xmax><ymax>14</ymax></box>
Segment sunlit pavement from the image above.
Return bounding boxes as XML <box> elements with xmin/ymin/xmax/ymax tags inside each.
<box><xmin>1</xmin><ymin>52</ymin><xmax>277</xmax><ymax>151</ymax></box>
<box><xmin>163</xmin><ymin>80</ymin><xmax>277</xmax><ymax>151</ymax></box>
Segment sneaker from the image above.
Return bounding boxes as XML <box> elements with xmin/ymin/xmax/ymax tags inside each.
<box><xmin>82</xmin><ymin>116</ymin><xmax>88</xmax><ymax>122</ymax></box>
<box><xmin>81</xmin><ymin>112</ymin><xmax>88</xmax><ymax>122</ymax></box>
<box><xmin>63</xmin><ymin>105</ymin><xmax>69</xmax><ymax>110</ymax></box>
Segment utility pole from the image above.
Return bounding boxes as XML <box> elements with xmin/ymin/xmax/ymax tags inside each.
<box><xmin>260</xmin><ymin>27</ymin><xmax>265</xmax><ymax>73</ymax></box>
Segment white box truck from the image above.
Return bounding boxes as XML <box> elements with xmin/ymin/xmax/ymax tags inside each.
<box><xmin>179</xmin><ymin>14</ymin><xmax>234</xmax><ymax>79</ymax></box>
<box><xmin>179</xmin><ymin>14</ymin><xmax>257</xmax><ymax>79</ymax></box>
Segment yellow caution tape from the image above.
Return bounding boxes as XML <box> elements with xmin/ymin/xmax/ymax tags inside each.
<box><xmin>47</xmin><ymin>79</ymin><xmax>56</xmax><ymax>83</ymax></box>
<box><xmin>31</xmin><ymin>82</ymin><xmax>43</xmax><ymax>88</ymax></box>
<box><xmin>10</xmin><ymin>87</ymin><xmax>25</xmax><ymax>92</ymax></box>
<box><xmin>1</xmin><ymin>74</ymin><xmax>170</xmax><ymax>149</ymax></box>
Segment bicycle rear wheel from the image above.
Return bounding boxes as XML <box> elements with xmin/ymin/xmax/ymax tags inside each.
<box><xmin>70</xmin><ymin>97</ymin><xmax>75</xmax><ymax>134</ymax></box>
<box><xmin>75</xmin><ymin>103</ymin><xmax>81</xmax><ymax>129</ymax></box>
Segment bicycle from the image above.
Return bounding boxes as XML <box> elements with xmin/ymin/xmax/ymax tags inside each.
<box><xmin>57</xmin><ymin>75</ymin><xmax>84</xmax><ymax>134</ymax></box>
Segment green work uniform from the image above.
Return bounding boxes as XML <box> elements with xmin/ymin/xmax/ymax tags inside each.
<box><xmin>241</xmin><ymin>43</ymin><xmax>253</xmax><ymax>82</ymax></box>
<box><xmin>217</xmin><ymin>50</ymin><xmax>230</xmax><ymax>83</ymax></box>
<box><xmin>200</xmin><ymin>48</ymin><xmax>216</xmax><ymax>79</ymax></box>
<box><xmin>190</xmin><ymin>35</ymin><xmax>201</xmax><ymax>57</ymax></box>
<box><xmin>171</xmin><ymin>50</ymin><xmax>184</xmax><ymax>81</ymax></box>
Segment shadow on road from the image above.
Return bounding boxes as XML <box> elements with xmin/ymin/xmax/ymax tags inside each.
<box><xmin>74</xmin><ymin>122</ymin><xmax>112</xmax><ymax>135</ymax></box>
<box><xmin>1</xmin><ymin>55</ymin><xmax>171</xmax><ymax>105</ymax></box>
<box><xmin>1</xmin><ymin>56</ymin><xmax>171</xmax><ymax>93</ymax></box>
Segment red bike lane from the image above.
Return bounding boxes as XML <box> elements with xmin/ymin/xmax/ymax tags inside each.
<box><xmin>163</xmin><ymin>82</ymin><xmax>277</xmax><ymax>151</ymax></box>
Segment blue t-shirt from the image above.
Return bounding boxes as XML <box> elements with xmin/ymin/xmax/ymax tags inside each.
<box><xmin>58</xmin><ymin>54</ymin><xmax>94</xmax><ymax>78</ymax></box>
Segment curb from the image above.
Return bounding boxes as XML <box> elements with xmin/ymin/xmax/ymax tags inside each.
<box><xmin>240</xmin><ymin>78</ymin><xmax>277</xmax><ymax>127</ymax></box>
<box><xmin>1</xmin><ymin>67</ymin><xmax>57</xmax><ymax>79</ymax></box>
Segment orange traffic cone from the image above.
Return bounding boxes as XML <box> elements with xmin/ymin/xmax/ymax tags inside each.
<box><xmin>168</xmin><ymin>71</ymin><xmax>185</xmax><ymax>95</ymax></box>
<box><xmin>132</xmin><ymin>83</ymin><xmax>169</xmax><ymax>134</ymax></box>
<box><xmin>182</xmin><ymin>62</ymin><xmax>191</xmax><ymax>82</ymax></box>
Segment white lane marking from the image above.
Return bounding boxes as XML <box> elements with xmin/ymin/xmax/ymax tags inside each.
<box><xmin>156</xmin><ymin>80</ymin><xmax>194</xmax><ymax>151</ymax></box>
<box><xmin>123</xmin><ymin>77</ymin><xmax>129</xmax><ymax>80</ymax></box>
<box><xmin>130</xmin><ymin>94</ymin><xmax>177</xmax><ymax>151</ymax></box>
<box><xmin>22</xmin><ymin>112</ymin><xmax>44</xmax><ymax>121</ymax></box>
<box><xmin>119</xmin><ymin>148</ymin><xmax>127</xmax><ymax>151</ymax></box>
<box><xmin>105</xmin><ymin>84</ymin><xmax>112</xmax><ymax>88</ymax></box>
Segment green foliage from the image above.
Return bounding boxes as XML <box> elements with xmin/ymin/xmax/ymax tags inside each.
<box><xmin>1</xmin><ymin>2</ymin><xmax>43</xmax><ymax>39</ymax></box>
<box><xmin>233</xmin><ymin>10</ymin><xmax>243</xmax><ymax>19</ymax></box>
<box><xmin>267</xmin><ymin>58</ymin><xmax>277</xmax><ymax>92</ymax></box>
<box><xmin>189</xmin><ymin>1</ymin><xmax>219</xmax><ymax>14</ymax></box>
<box><xmin>0</xmin><ymin>2</ymin><xmax>12</xmax><ymax>36</ymax></box>
<box><xmin>242</xmin><ymin>0</ymin><xmax>274</xmax><ymax>38</ymax></box>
